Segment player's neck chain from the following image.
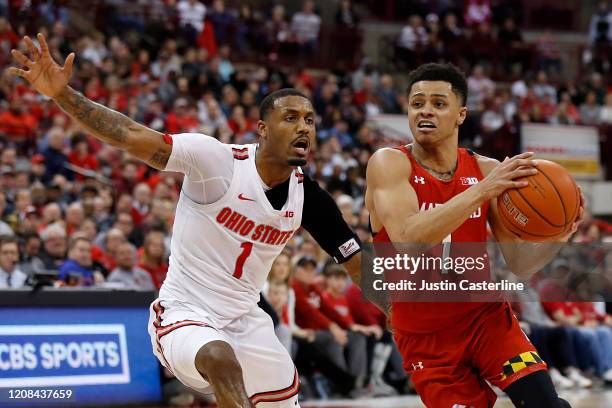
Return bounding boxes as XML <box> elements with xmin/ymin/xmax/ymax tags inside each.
<box><xmin>412</xmin><ymin>153</ymin><xmax>457</xmax><ymax>181</ymax></box>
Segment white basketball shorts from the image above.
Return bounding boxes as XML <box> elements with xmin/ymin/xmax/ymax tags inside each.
<box><xmin>147</xmin><ymin>298</ymin><xmax>300</xmax><ymax>407</ymax></box>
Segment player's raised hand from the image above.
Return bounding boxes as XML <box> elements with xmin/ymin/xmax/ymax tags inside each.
<box><xmin>477</xmin><ymin>152</ymin><xmax>538</xmax><ymax>201</ymax></box>
<box><xmin>8</xmin><ymin>33</ymin><xmax>75</xmax><ymax>98</ymax></box>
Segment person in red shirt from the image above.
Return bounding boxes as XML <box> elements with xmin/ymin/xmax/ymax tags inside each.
<box><xmin>366</xmin><ymin>63</ymin><xmax>584</xmax><ymax>408</ymax></box>
<box><xmin>0</xmin><ymin>98</ymin><xmax>38</xmax><ymax>147</ymax></box>
<box><xmin>292</xmin><ymin>256</ymin><xmax>369</xmax><ymax>394</ymax></box>
<box><xmin>138</xmin><ymin>230</ymin><xmax>168</xmax><ymax>289</ymax></box>
<box><xmin>323</xmin><ymin>263</ymin><xmax>401</xmax><ymax>396</ymax></box>
<box><xmin>68</xmin><ymin>133</ymin><xmax>99</xmax><ymax>181</ymax></box>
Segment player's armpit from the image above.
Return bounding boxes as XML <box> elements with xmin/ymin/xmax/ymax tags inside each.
<box><xmin>366</xmin><ymin>148</ymin><xmax>419</xmax><ymax>242</ymax></box>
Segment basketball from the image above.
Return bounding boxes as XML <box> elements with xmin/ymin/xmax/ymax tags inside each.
<box><xmin>497</xmin><ymin>160</ymin><xmax>580</xmax><ymax>242</ymax></box>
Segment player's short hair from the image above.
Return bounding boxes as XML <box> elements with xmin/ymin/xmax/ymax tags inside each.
<box><xmin>259</xmin><ymin>88</ymin><xmax>309</xmax><ymax>120</ymax></box>
<box><xmin>406</xmin><ymin>63</ymin><xmax>468</xmax><ymax>106</ymax></box>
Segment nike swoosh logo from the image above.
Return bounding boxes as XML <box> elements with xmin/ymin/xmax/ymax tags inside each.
<box><xmin>238</xmin><ymin>193</ymin><xmax>256</xmax><ymax>202</ymax></box>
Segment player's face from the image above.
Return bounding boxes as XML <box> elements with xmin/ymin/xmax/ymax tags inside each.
<box><xmin>407</xmin><ymin>81</ymin><xmax>467</xmax><ymax>145</ymax></box>
<box><xmin>260</xmin><ymin>96</ymin><xmax>315</xmax><ymax>167</ymax></box>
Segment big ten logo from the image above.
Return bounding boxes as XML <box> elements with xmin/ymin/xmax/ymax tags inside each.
<box><xmin>283</xmin><ymin>211</ymin><xmax>294</xmax><ymax>218</ymax></box>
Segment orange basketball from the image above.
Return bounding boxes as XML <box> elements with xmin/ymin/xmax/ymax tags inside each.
<box><xmin>497</xmin><ymin>160</ymin><xmax>580</xmax><ymax>242</ymax></box>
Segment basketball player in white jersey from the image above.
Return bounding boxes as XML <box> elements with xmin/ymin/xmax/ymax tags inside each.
<box><xmin>10</xmin><ymin>34</ymin><xmax>363</xmax><ymax>407</ymax></box>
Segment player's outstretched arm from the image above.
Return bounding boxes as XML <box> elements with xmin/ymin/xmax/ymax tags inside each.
<box><xmin>8</xmin><ymin>34</ymin><xmax>170</xmax><ymax>170</ymax></box>
<box><xmin>480</xmin><ymin>155</ymin><xmax>586</xmax><ymax>278</ymax></box>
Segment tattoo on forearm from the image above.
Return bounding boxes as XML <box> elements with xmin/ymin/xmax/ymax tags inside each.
<box><xmin>54</xmin><ymin>87</ymin><xmax>131</xmax><ymax>145</ymax></box>
<box><xmin>150</xmin><ymin>145</ymin><xmax>170</xmax><ymax>167</ymax></box>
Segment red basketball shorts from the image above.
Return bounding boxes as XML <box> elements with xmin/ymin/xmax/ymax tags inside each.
<box><xmin>394</xmin><ymin>302</ymin><xmax>547</xmax><ymax>408</ymax></box>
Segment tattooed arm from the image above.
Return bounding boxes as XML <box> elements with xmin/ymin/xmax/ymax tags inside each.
<box><xmin>9</xmin><ymin>33</ymin><xmax>171</xmax><ymax>170</ymax></box>
<box><xmin>53</xmin><ymin>87</ymin><xmax>171</xmax><ymax>169</ymax></box>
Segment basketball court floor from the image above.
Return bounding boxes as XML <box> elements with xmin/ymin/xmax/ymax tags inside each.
<box><xmin>301</xmin><ymin>389</ymin><xmax>612</xmax><ymax>407</ymax></box>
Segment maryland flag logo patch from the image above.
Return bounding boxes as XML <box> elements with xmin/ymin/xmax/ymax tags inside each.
<box><xmin>500</xmin><ymin>351</ymin><xmax>543</xmax><ymax>381</ymax></box>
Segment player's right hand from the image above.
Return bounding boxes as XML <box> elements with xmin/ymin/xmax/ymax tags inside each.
<box><xmin>8</xmin><ymin>33</ymin><xmax>75</xmax><ymax>98</ymax></box>
<box><xmin>477</xmin><ymin>152</ymin><xmax>538</xmax><ymax>201</ymax></box>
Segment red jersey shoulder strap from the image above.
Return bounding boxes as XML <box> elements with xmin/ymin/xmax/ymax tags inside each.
<box><xmin>458</xmin><ymin>148</ymin><xmax>485</xmax><ymax>179</ymax></box>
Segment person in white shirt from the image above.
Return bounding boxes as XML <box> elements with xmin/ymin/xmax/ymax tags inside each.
<box><xmin>291</xmin><ymin>0</ymin><xmax>321</xmax><ymax>53</ymax></box>
<box><xmin>0</xmin><ymin>236</ymin><xmax>28</xmax><ymax>288</ymax></box>
<box><xmin>9</xmin><ymin>35</ymin><xmax>364</xmax><ymax>408</ymax></box>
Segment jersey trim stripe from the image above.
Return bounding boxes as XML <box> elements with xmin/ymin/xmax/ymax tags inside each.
<box><xmin>232</xmin><ymin>147</ymin><xmax>249</xmax><ymax>160</ymax></box>
<box><xmin>250</xmin><ymin>367</ymin><xmax>300</xmax><ymax>404</ymax></box>
<box><xmin>163</xmin><ymin>133</ymin><xmax>173</xmax><ymax>145</ymax></box>
<box><xmin>157</xmin><ymin>320</ymin><xmax>213</xmax><ymax>338</ymax></box>
<box><xmin>152</xmin><ymin>300</ymin><xmax>174</xmax><ymax>375</ymax></box>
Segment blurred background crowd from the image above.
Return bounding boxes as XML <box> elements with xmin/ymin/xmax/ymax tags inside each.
<box><xmin>0</xmin><ymin>0</ymin><xmax>612</xmax><ymax>405</ymax></box>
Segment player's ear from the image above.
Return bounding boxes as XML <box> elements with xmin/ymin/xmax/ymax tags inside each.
<box><xmin>457</xmin><ymin>106</ymin><xmax>467</xmax><ymax>126</ymax></box>
<box><xmin>257</xmin><ymin>120</ymin><xmax>267</xmax><ymax>140</ymax></box>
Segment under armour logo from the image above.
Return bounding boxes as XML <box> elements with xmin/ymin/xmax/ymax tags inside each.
<box><xmin>414</xmin><ymin>176</ymin><xmax>425</xmax><ymax>184</ymax></box>
<box><xmin>412</xmin><ymin>361</ymin><xmax>424</xmax><ymax>370</ymax></box>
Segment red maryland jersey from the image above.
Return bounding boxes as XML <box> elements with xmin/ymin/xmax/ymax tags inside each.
<box><xmin>373</xmin><ymin>146</ymin><xmax>492</xmax><ymax>333</ymax></box>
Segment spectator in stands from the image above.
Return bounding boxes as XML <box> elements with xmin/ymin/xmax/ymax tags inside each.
<box><xmin>515</xmin><ymin>285</ymin><xmax>592</xmax><ymax>388</ymax></box>
<box><xmin>37</xmin><ymin>222</ymin><xmax>67</xmax><ymax>271</ymax></box>
<box><xmin>336</xmin><ymin>0</ymin><xmax>359</xmax><ymax>28</ymax></box>
<box><xmin>550</xmin><ymin>92</ymin><xmax>580</xmax><ymax>125</ymax></box>
<box><xmin>497</xmin><ymin>17</ymin><xmax>524</xmax><ymax>49</ymax></box>
<box><xmin>65</xmin><ymin>202</ymin><xmax>85</xmax><ymax>237</ymax></box>
<box><xmin>291</xmin><ymin>0</ymin><xmax>322</xmax><ymax>55</ymax></box>
<box><xmin>0</xmin><ymin>18</ymin><xmax>18</xmax><ymax>59</ymax></box>
<box><xmin>583</xmin><ymin>72</ymin><xmax>607</xmax><ymax>105</ymax></box>
<box><xmin>292</xmin><ymin>256</ymin><xmax>369</xmax><ymax>394</ymax></box>
<box><xmin>466</xmin><ymin>65</ymin><xmax>495</xmax><ymax>112</ymax></box>
<box><xmin>464</xmin><ymin>0</ymin><xmax>491</xmax><ymax>27</ymax></box>
<box><xmin>588</xmin><ymin>0</ymin><xmax>612</xmax><ymax>46</ymax></box>
<box><xmin>107</xmin><ymin>242</ymin><xmax>155</xmax><ymax>290</ymax></box>
<box><xmin>580</xmin><ymin>91</ymin><xmax>602</xmax><ymax>126</ymax></box>
<box><xmin>266</xmin><ymin>279</ymin><xmax>294</xmax><ymax>353</ymax></box>
<box><xmin>131</xmin><ymin>183</ymin><xmax>151</xmax><ymax>226</ymax></box>
<box><xmin>42</xmin><ymin>127</ymin><xmax>72</xmax><ymax>181</ymax></box>
<box><xmin>58</xmin><ymin>234</ymin><xmax>98</xmax><ymax>287</ymax></box>
<box><xmin>95</xmin><ymin>227</ymin><xmax>126</xmax><ymax>273</ymax></box>
<box><xmin>535</xmin><ymin>30</ymin><xmax>563</xmax><ymax>76</ymax></box>
<box><xmin>439</xmin><ymin>13</ymin><xmax>462</xmax><ymax>48</ymax></box>
<box><xmin>376</xmin><ymin>74</ymin><xmax>401</xmax><ymax>114</ymax></box>
<box><xmin>176</xmin><ymin>0</ymin><xmax>207</xmax><ymax>45</ymax></box>
<box><xmin>397</xmin><ymin>15</ymin><xmax>428</xmax><ymax>67</ymax></box>
<box><xmin>601</xmin><ymin>92</ymin><xmax>612</xmax><ymax>124</ymax></box>
<box><xmin>540</xmin><ymin>260</ymin><xmax>612</xmax><ymax>382</ymax></box>
<box><xmin>0</xmin><ymin>97</ymin><xmax>38</xmax><ymax>149</ymax></box>
<box><xmin>265</xmin><ymin>4</ymin><xmax>290</xmax><ymax>57</ymax></box>
<box><xmin>113</xmin><ymin>211</ymin><xmax>143</xmax><ymax>247</ymax></box>
<box><xmin>207</xmin><ymin>0</ymin><xmax>236</xmax><ymax>47</ymax></box>
<box><xmin>533</xmin><ymin>70</ymin><xmax>557</xmax><ymax>101</ymax></box>
<box><xmin>68</xmin><ymin>133</ymin><xmax>99</xmax><ymax>180</ymax></box>
<box><xmin>322</xmin><ymin>263</ymin><xmax>397</xmax><ymax>396</ymax></box>
<box><xmin>0</xmin><ymin>235</ymin><xmax>28</xmax><ymax>288</ymax></box>
<box><xmin>0</xmin><ymin>192</ymin><xmax>13</xmax><ymax>236</ymax></box>
<box><xmin>138</xmin><ymin>230</ymin><xmax>168</xmax><ymax>289</ymax></box>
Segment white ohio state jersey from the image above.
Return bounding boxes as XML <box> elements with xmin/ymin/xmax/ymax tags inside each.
<box><xmin>160</xmin><ymin>141</ymin><xmax>304</xmax><ymax>327</ymax></box>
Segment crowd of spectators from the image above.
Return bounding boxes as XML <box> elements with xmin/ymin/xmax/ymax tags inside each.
<box><xmin>0</xmin><ymin>0</ymin><xmax>611</xmax><ymax>405</ymax></box>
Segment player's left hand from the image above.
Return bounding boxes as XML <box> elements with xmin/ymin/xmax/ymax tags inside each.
<box><xmin>559</xmin><ymin>185</ymin><xmax>586</xmax><ymax>242</ymax></box>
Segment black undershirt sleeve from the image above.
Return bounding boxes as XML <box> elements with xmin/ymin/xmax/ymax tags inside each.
<box><xmin>301</xmin><ymin>174</ymin><xmax>361</xmax><ymax>263</ymax></box>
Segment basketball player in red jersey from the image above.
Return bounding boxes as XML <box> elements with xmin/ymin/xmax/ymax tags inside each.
<box><xmin>366</xmin><ymin>63</ymin><xmax>584</xmax><ymax>408</ymax></box>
